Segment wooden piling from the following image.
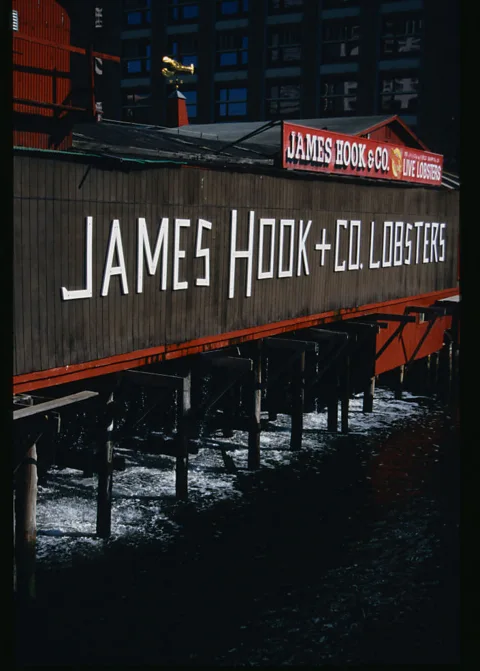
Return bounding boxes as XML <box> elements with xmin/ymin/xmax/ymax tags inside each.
<box><xmin>428</xmin><ymin>351</ymin><xmax>438</xmax><ymax>393</ymax></box>
<box><xmin>341</xmin><ymin>357</ymin><xmax>350</xmax><ymax>434</ymax></box>
<box><xmin>425</xmin><ymin>354</ymin><xmax>432</xmax><ymax>390</ymax></box>
<box><xmin>439</xmin><ymin>342</ymin><xmax>453</xmax><ymax>403</ymax></box>
<box><xmin>394</xmin><ymin>364</ymin><xmax>405</xmax><ymax>400</ymax></box>
<box><xmin>446</xmin><ymin>342</ymin><xmax>453</xmax><ymax>394</ymax></box>
<box><xmin>176</xmin><ymin>372</ymin><xmax>191</xmax><ymax>500</ymax></box>
<box><xmin>96</xmin><ymin>391</ymin><xmax>115</xmax><ymax>539</ymax></box>
<box><xmin>327</xmin><ymin>381</ymin><xmax>338</xmax><ymax>432</ymax></box>
<box><xmin>363</xmin><ymin>376</ymin><xmax>375</xmax><ymax>413</ymax></box>
<box><xmin>222</xmin><ymin>386</ymin><xmax>235</xmax><ymax>438</ymax></box>
<box><xmin>14</xmin><ymin>443</ymin><xmax>38</xmax><ymax>600</ymax></box>
<box><xmin>248</xmin><ymin>341</ymin><xmax>262</xmax><ymax>469</ymax></box>
<box><xmin>291</xmin><ymin>351</ymin><xmax>305</xmax><ymax>450</ymax></box>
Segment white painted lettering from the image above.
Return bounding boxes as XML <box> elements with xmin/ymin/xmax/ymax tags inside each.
<box><xmin>317</xmin><ymin>137</ymin><xmax>325</xmax><ymax>163</ymax></box>
<box><xmin>334</xmin><ymin>219</ymin><xmax>347</xmax><ymax>272</ymax></box>
<box><xmin>195</xmin><ymin>218</ymin><xmax>212</xmax><ymax>286</ymax></box>
<box><xmin>173</xmin><ymin>218</ymin><xmax>190</xmax><ymax>290</ymax></box>
<box><xmin>343</xmin><ymin>141</ymin><xmax>351</xmax><ymax>167</ymax></box>
<box><xmin>439</xmin><ymin>223</ymin><xmax>446</xmax><ymax>261</ymax></box>
<box><xmin>393</xmin><ymin>221</ymin><xmax>404</xmax><ymax>266</ymax></box>
<box><xmin>306</xmin><ymin>134</ymin><xmax>317</xmax><ymax>162</ymax></box>
<box><xmin>348</xmin><ymin>220</ymin><xmax>361</xmax><ymax>270</ymax></box>
<box><xmin>278</xmin><ymin>219</ymin><xmax>295</xmax><ymax>278</ymax></box>
<box><xmin>297</xmin><ymin>219</ymin><xmax>312</xmax><ymax>276</ymax></box>
<box><xmin>430</xmin><ymin>222</ymin><xmax>439</xmax><ymax>263</ymax></box>
<box><xmin>325</xmin><ymin>137</ymin><xmax>333</xmax><ymax>163</ymax></box>
<box><xmin>228</xmin><ymin>209</ymin><xmax>254</xmax><ymax>299</ymax></box>
<box><xmin>404</xmin><ymin>223</ymin><xmax>413</xmax><ymax>265</ymax></box>
<box><xmin>414</xmin><ymin>222</ymin><xmax>424</xmax><ymax>264</ymax></box>
<box><xmin>286</xmin><ymin>131</ymin><xmax>296</xmax><ymax>160</ymax></box>
<box><xmin>382</xmin><ymin>222</ymin><xmax>393</xmax><ymax>268</ymax></box>
<box><xmin>295</xmin><ymin>133</ymin><xmax>305</xmax><ymax>161</ymax></box>
<box><xmin>258</xmin><ymin>218</ymin><xmax>276</xmax><ymax>280</ymax></box>
<box><xmin>358</xmin><ymin>144</ymin><xmax>366</xmax><ymax>168</ymax></box>
<box><xmin>335</xmin><ymin>140</ymin><xmax>344</xmax><ymax>166</ymax></box>
<box><xmin>61</xmin><ymin>216</ymin><xmax>93</xmax><ymax>300</ymax></box>
<box><xmin>369</xmin><ymin>221</ymin><xmax>381</xmax><ymax>269</ymax></box>
<box><xmin>101</xmin><ymin>219</ymin><xmax>129</xmax><ymax>296</ymax></box>
<box><xmin>137</xmin><ymin>217</ymin><xmax>168</xmax><ymax>293</ymax></box>
<box><xmin>422</xmin><ymin>222</ymin><xmax>431</xmax><ymax>263</ymax></box>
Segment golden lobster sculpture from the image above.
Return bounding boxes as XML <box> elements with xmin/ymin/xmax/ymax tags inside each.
<box><xmin>162</xmin><ymin>56</ymin><xmax>195</xmax><ymax>88</ymax></box>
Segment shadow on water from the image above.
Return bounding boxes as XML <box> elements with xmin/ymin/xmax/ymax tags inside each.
<box><xmin>15</xmin><ymin>395</ymin><xmax>460</xmax><ymax>666</ymax></box>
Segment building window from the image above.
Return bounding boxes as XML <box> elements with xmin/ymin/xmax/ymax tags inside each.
<box><xmin>217</xmin><ymin>0</ymin><xmax>249</xmax><ymax>18</ymax></box>
<box><xmin>122</xmin><ymin>40</ymin><xmax>151</xmax><ymax>77</ymax></box>
<box><xmin>168</xmin><ymin>1</ymin><xmax>199</xmax><ymax>22</ymax></box>
<box><xmin>320</xmin><ymin>77</ymin><xmax>357</xmax><ymax>116</ymax></box>
<box><xmin>322</xmin><ymin>19</ymin><xmax>359</xmax><ymax>62</ymax></box>
<box><xmin>183</xmin><ymin>89</ymin><xmax>198</xmax><ymax>119</ymax></box>
<box><xmin>216</xmin><ymin>32</ymin><xmax>248</xmax><ymax>68</ymax></box>
<box><xmin>380</xmin><ymin>74</ymin><xmax>419</xmax><ymax>113</ymax></box>
<box><xmin>167</xmin><ymin>34</ymin><xmax>198</xmax><ymax>68</ymax></box>
<box><xmin>266</xmin><ymin>81</ymin><xmax>301</xmax><ymax>119</ymax></box>
<box><xmin>267</xmin><ymin>26</ymin><xmax>302</xmax><ymax>66</ymax></box>
<box><xmin>381</xmin><ymin>13</ymin><xmax>423</xmax><ymax>57</ymax></box>
<box><xmin>268</xmin><ymin>0</ymin><xmax>303</xmax><ymax>12</ymax></box>
<box><xmin>124</xmin><ymin>1</ymin><xmax>152</xmax><ymax>28</ymax></box>
<box><xmin>215</xmin><ymin>86</ymin><xmax>248</xmax><ymax>120</ymax></box>
<box><xmin>123</xmin><ymin>0</ymin><xmax>151</xmax><ymax>7</ymax></box>
<box><xmin>322</xmin><ymin>0</ymin><xmax>358</xmax><ymax>8</ymax></box>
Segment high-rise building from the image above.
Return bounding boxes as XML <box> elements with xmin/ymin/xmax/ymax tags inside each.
<box><xmin>120</xmin><ymin>0</ymin><xmax>459</xmax><ymax>169</ymax></box>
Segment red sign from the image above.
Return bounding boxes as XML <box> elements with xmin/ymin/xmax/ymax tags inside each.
<box><xmin>282</xmin><ymin>121</ymin><xmax>443</xmax><ymax>186</ymax></box>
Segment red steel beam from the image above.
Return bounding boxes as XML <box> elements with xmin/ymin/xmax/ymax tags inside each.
<box><xmin>13</xmin><ymin>288</ymin><xmax>459</xmax><ymax>394</ymax></box>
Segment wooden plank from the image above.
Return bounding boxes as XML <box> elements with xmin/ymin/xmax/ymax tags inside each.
<box><xmin>29</xmin><ymin>177</ymin><xmax>43</xmax><ymax>374</ymax></box>
<box><xmin>365</xmin><ymin>314</ymin><xmax>416</xmax><ymax>323</ymax></box>
<box><xmin>13</xmin><ymin>176</ymin><xmax>25</xmax><ymax>376</ymax></box>
<box><xmin>124</xmin><ymin>369</ymin><xmax>185</xmax><ymax>390</ymax></box>
<box><xmin>13</xmin><ymin>390</ymin><xmax>99</xmax><ymax>420</ymax></box>
<box><xmin>306</xmin><ymin>328</ymin><xmax>350</xmax><ymax>341</ymax></box>
<box><xmin>265</xmin><ymin>338</ymin><xmax>318</xmax><ymax>351</ymax></box>
<box><xmin>199</xmin><ymin>353</ymin><xmax>253</xmax><ymax>371</ymax></box>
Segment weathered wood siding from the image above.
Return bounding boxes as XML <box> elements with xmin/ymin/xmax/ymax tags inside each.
<box><xmin>13</xmin><ymin>155</ymin><xmax>459</xmax><ymax>376</ymax></box>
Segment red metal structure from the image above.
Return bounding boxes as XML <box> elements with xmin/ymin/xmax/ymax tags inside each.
<box><xmin>12</xmin><ymin>0</ymin><xmax>120</xmax><ymax>149</ymax></box>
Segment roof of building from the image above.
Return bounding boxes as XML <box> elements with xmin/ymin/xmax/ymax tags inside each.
<box><xmin>65</xmin><ymin>114</ymin><xmax>459</xmax><ymax>189</ymax></box>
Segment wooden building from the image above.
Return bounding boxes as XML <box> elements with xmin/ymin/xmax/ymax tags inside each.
<box><xmin>13</xmin><ymin>114</ymin><xmax>459</xmax><ymax>393</ymax></box>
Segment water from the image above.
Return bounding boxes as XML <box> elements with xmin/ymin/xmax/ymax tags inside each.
<box><xmin>15</xmin><ymin>387</ymin><xmax>460</xmax><ymax>666</ymax></box>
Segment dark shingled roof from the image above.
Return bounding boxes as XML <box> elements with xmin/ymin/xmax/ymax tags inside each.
<box><xmin>69</xmin><ymin>115</ymin><xmax>458</xmax><ymax>189</ymax></box>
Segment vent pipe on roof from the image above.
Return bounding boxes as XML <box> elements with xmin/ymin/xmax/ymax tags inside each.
<box><xmin>167</xmin><ymin>89</ymin><xmax>189</xmax><ymax>128</ymax></box>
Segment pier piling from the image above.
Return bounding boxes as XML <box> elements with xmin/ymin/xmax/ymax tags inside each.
<box><xmin>291</xmin><ymin>351</ymin><xmax>305</xmax><ymax>450</ymax></box>
<box><xmin>96</xmin><ymin>391</ymin><xmax>115</xmax><ymax>539</ymax></box>
<box><xmin>327</xmin><ymin>380</ymin><xmax>338</xmax><ymax>433</ymax></box>
<box><xmin>363</xmin><ymin>376</ymin><xmax>375</xmax><ymax>413</ymax></box>
<box><xmin>394</xmin><ymin>365</ymin><xmax>405</xmax><ymax>400</ymax></box>
<box><xmin>341</xmin><ymin>357</ymin><xmax>350</xmax><ymax>434</ymax></box>
<box><xmin>248</xmin><ymin>341</ymin><xmax>262</xmax><ymax>469</ymax></box>
<box><xmin>14</xmin><ymin>443</ymin><xmax>38</xmax><ymax>600</ymax></box>
<box><xmin>176</xmin><ymin>372</ymin><xmax>191</xmax><ymax>501</ymax></box>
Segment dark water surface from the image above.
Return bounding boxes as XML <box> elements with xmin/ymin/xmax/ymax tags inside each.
<box><xmin>15</xmin><ymin>392</ymin><xmax>460</xmax><ymax>666</ymax></box>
